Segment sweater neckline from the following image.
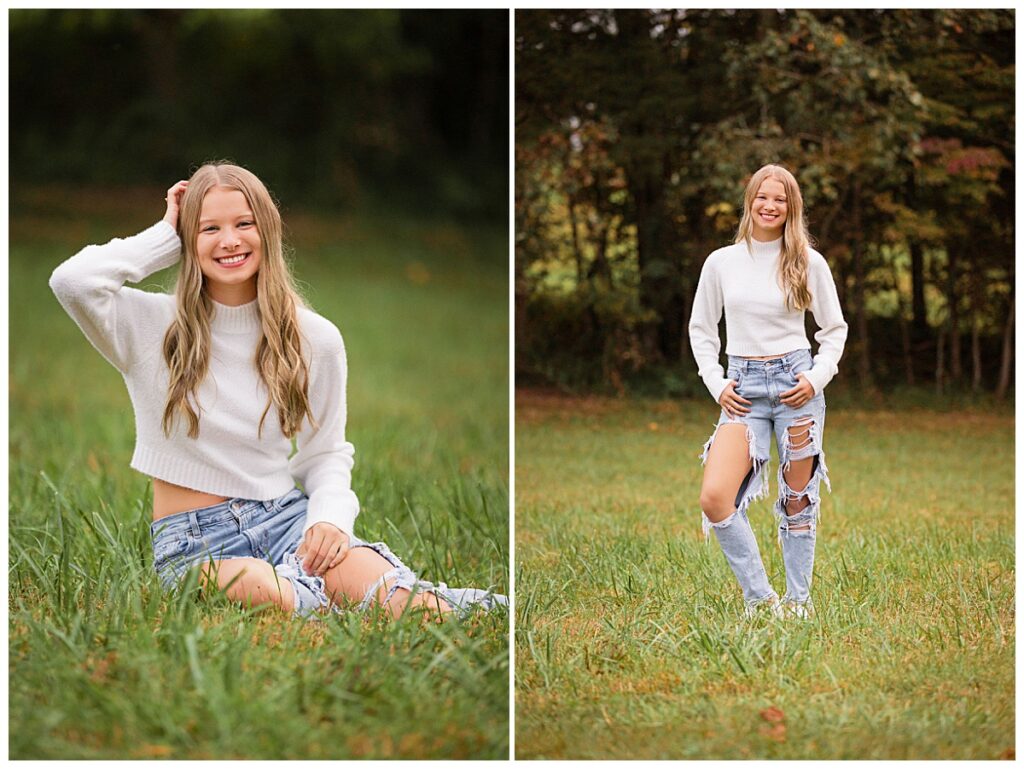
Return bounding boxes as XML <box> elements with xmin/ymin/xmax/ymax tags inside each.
<box><xmin>747</xmin><ymin>236</ymin><xmax>783</xmax><ymax>259</ymax></box>
<box><xmin>210</xmin><ymin>298</ymin><xmax>261</xmax><ymax>334</ymax></box>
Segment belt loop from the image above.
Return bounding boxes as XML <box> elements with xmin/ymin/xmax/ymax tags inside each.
<box><xmin>188</xmin><ymin>511</ymin><xmax>201</xmax><ymax>539</ymax></box>
<box><xmin>263</xmin><ymin>498</ymin><xmax>276</xmax><ymax>513</ymax></box>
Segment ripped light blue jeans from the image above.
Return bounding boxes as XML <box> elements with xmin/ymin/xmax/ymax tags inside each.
<box><xmin>151</xmin><ymin>487</ymin><xmax>507</xmax><ymax>619</ymax></box>
<box><xmin>699</xmin><ymin>349</ymin><xmax>831</xmax><ymax>609</ymax></box>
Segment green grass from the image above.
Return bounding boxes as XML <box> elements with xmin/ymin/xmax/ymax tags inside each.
<box><xmin>515</xmin><ymin>390</ymin><xmax>1013</xmax><ymax>760</ymax></box>
<box><xmin>9</xmin><ymin>189</ymin><xmax>509</xmax><ymax>759</ymax></box>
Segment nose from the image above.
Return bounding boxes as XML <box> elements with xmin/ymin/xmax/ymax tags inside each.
<box><xmin>221</xmin><ymin>229</ymin><xmax>241</xmax><ymax>250</ymax></box>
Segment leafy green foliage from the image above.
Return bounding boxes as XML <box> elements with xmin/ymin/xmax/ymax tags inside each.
<box><xmin>516</xmin><ymin>9</ymin><xmax>1014</xmax><ymax>394</ymax></box>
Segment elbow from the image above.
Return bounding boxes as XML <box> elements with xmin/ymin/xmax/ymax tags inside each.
<box><xmin>49</xmin><ymin>264</ymin><xmax>75</xmax><ymax>302</ymax></box>
<box><xmin>49</xmin><ymin>250</ymin><xmax>92</xmax><ymax>300</ymax></box>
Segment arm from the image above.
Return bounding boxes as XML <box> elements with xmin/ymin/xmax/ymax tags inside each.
<box><xmin>48</xmin><ymin>183</ymin><xmax>186</xmax><ymax>373</ymax></box>
<box><xmin>49</xmin><ymin>221</ymin><xmax>181</xmax><ymax>374</ymax></box>
<box><xmin>688</xmin><ymin>253</ymin><xmax>731</xmax><ymax>403</ymax></box>
<box><xmin>802</xmin><ymin>251</ymin><xmax>849</xmax><ymax>395</ymax></box>
<box><xmin>289</xmin><ymin>329</ymin><xmax>360</xmax><ymax>541</ymax></box>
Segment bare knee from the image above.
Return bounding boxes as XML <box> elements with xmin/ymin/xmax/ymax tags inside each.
<box><xmin>201</xmin><ymin>558</ymin><xmax>295</xmax><ymax>612</ymax></box>
<box><xmin>700</xmin><ymin>487</ymin><xmax>736</xmax><ymax>522</ymax></box>
<box><xmin>383</xmin><ymin>586</ymin><xmax>454</xmax><ymax>621</ymax></box>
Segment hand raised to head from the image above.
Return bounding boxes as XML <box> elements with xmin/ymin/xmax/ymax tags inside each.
<box><xmin>162</xmin><ymin>180</ymin><xmax>189</xmax><ymax>230</ymax></box>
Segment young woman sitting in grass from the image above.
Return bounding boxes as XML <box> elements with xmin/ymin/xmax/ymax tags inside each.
<box><xmin>688</xmin><ymin>164</ymin><xmax>847</xmax><ymax>619</ymax></box>
<box><xmin>50</xmin><ymin>161</ymin><xmax>506</xmax><ymax>621</ymax></box>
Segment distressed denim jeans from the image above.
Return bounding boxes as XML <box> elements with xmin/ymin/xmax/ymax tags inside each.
<box><xmin>699</xmin><ymin>349</ymin><xmax>831</xmax><ymax>609</ymax></box>
<box><xmin>150</xmin><ymin>487</ymin><xmax>507</xmax><ymax>619</ymax></box>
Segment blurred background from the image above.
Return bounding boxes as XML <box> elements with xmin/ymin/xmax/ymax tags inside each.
<box><xmin>10</xmin><ymin>8</ymin><xmax>506</xmax><ymax>217</ymax></box>
<box><xmin>516</xmin><ymin>9</ymin><xmax>1013</xmax><ymax>402</ymax></box>
<box><xmin>10</xmin><ymin>9</ymin><xmax>509</xmax><ymax>760</ymax></box>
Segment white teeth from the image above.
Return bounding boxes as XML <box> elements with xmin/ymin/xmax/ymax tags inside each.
<box><xmin>217</xmin><ymin>254</ymin><xmax>247</xmax><ymax>265</ymax></box>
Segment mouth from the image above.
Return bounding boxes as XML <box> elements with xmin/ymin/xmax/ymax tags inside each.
<box><xmin>759</xmin><ymin>212</ymin><xmax>780</xmax><ymax>223</ymax></box>
<box><xmin>215</xmin><ymin>252</ymin><xmax>251</xmax><ymax>267</ymax></box>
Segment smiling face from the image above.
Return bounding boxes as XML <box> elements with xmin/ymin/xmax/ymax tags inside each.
<box><xmin>196</xmin><ymin>186</ymin><xmax>262</xmax><ymax>305</ymax></box>
<box><xmin>750</xmin><ymin>177</ymin><xmax>789</xmax><ymax>241</ymax></box>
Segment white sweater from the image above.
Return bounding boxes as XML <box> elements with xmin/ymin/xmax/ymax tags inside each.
<box><xmin>688</xmin><ymin>236</ymin><xmax>848</xmax><ymax>403</ymax></box>
<box><xmin>49</xmin><ymin>220</ymin><xmax>360</xmax><ymax>537</ymax></box>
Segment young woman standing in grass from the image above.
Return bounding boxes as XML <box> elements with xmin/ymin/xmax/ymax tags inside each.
<box><xmin>50</xmin><ymin>161</ymin><xmax>505</xmax><ymax>621</ymax></box>
<box><xmin>688</xmin><ymin>164</ymin><xmax>848</xmax><ymax>619</ymax></box>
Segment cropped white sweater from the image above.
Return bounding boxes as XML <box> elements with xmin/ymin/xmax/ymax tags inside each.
<box><xmin>688</xmin><ymin>236</ymin><xmax>848</xmax><ymax>403</ymax></box>
<box><xmin>49</xmin><ymin>220</ymin><xmax>360</xmax><ymax>537</ymax></box>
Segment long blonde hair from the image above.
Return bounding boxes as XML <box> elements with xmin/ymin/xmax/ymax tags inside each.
<box><xmin>162</xmin><ymin>162</ymin><xmax>317</xmax><ymax>439</ymax></box>
<box><xmin>735</xmin><ymin>164</ymin><xmax>813</xmax><ymax>311</ymax></box>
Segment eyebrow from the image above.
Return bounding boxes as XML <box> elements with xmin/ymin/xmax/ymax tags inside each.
<box><xmin>199</xmin><ymin>212</ymin><xmax>255</xmax><ymax>224</ymax></box>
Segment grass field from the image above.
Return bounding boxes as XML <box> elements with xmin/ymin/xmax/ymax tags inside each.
<box><xmin>9</xmin><ymin>188</ymin><xmax>509</xmax><ymax>759</ymax></box>
<box><xmin>515</xmin><ymin>389</ymin><xmax>1014</xmax><ymax>760</ymax></box>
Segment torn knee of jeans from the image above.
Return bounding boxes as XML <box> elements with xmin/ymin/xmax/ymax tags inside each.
<box><xmin>774</xmin><ymin>499</ymin><xmax>818</xmax><ymax>540</ymax></box>
<box><xmin>359</xmin><ymin>566</ymin><xmax>418</xmax><ymax>612</ymax></box>
<box><xmin>703</xmin><ymin>507</ymin><xmax>745</xmax><ymax>534</ymax></box>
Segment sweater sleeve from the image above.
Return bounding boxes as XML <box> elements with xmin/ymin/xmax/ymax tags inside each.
<box><xmin>688</xmin><ymin>252</ymin><xmax>731</xmax><ymax>403</ymax></box>
<box><xmin>802</xmin><ymin>251</ymin><xmax>849</xmax><ymax>395</ymax></box>
<box><xmin>48</xmin><ymin>220</ymin><xmax>182</xmax><ymax>374</ymax></box>
<box><xmin>289</xmin><ymin>328</ymin><xmax>360</xmax><ymax>539</ymax></box>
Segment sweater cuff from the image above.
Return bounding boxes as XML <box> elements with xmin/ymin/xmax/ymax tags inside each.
<box><xmin>803</xmin><ymin>365</ymin><xmax>831</xmax><ymax>396</ymax></box>
<box><xmin>704</xmin><ymin>375</ymin><xmax>731</xmax><ymax>405</ymax></box>
<box><xmin>136</xmin><ymin>220</ymin><xmax>183</xmax><ymax>272</ymax></box>
<box><xmin>302</xmin><ymin>489</ymin><xmax>359</xmax><ymax>539</ymax></box>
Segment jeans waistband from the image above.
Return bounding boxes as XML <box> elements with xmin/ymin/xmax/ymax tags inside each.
<box><xmin>728</xmin><ymin>348</ymin><xmax>812</xmax><ymax>373</ymax></box>
<box><xmin>150</xmin><ymin>487</ymin><xmax>303</xmax><ymax>539</ymax></box>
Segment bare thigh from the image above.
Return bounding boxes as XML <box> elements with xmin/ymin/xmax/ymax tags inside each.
<box><xmin>323</xmin><ymin>547</ymin><xmax>453</xmax><ymax>620</ymax></box>
<box><xmin>199</xmin><ymin>557</ymin><xmax>296</xmax><ymax>612</ymax></box>
<box><xmin>700</xmin><ymin>422</ymin><xmax>754</xmax><ymax>522</ymax></box>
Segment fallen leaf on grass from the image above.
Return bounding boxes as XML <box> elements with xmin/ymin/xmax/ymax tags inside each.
<box><xmin>759</xmin><ymin>706</ymin><xmax>785</xmax><ymax>723</ymax></box>
<box><xmin>999</xmin><ymin>747</ymin><xmax>1014</xmax><ymax>760</ymax></box>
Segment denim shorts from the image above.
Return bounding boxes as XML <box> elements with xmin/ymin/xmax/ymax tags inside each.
<box><xmin>149</xmin><ymin>487</ymin><xmax>481</xmax><ymax>618</ymax></box>
<box><xmin>698</xmin><ymin>348</ymin><xmax>831</xmax><ymax>540</ymax></box>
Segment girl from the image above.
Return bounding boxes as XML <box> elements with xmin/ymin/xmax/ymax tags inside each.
<box><xmin>49</xmin><ymin>162</ymin><xmax>506</xmax><ymax>621</ymax></box>
<box><xmin>688</xmin><ymin>164</ymin><xmax>847</xmax><ymax>619</ymax></box>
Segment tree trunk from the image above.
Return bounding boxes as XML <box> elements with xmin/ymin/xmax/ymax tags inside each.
<box><xmin>852</xmin><ymin>181</ymin><xmax>873</xmax><ymax>388</ymax></box>
<box><xmin>631</xmin><ymin>164</ymin><xmax>683</xmax><ymax>363</ymax></box>
<box><xmin>910</xmin><ymin>240</ymin><xmax>928</xmax><ymax>341</ymax></box>
<box><xmin>947</xmin><ymin>246</ymin><xmax>962</xmax><ymax>382</ymax></box>
<box><xmin>935</xmin><ymin>325</ymin><xmax>945</xmax><ymax>395</ymax></box>
<box><xmin>996</xmin><ymin>294</ymin><xmax>1014</xmax><ymax>400</ymax></box>
<box><xmin>971</xmin><ymin>318</ymin><xmax>982</xmax><ymax>393</ymax></box>
<box><xmin>567</xmin><ymin>195</ymin><xmax>585</xmax><ymax>287</ymax></box>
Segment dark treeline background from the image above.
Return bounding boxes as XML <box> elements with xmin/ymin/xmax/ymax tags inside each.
<box><xmin>10</xmin><ymin>9</ymin><xmax>507</xmax><ymax>219</ymax></box>
<box><xmin>516</xmin><ymin>9</ymin><xmax>1014</xmax><ymax>399</ymax></box>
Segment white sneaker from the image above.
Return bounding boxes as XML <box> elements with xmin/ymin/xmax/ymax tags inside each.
<box><xmin>743</xmin><ymin>594</ymin><xmax>783</xmax><ymax>620</ymax></box>
<box><xmin>782</xmin><ymin>600</ymin><xmax>815</xmax><ymax>619</ymax></box>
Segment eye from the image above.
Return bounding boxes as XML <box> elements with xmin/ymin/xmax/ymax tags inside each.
<box><xmin>202</xmin><ymin>225</ymin><xmax>218</xmax><ymax>232</ymax></box>
<box><xmin>239</xmin><ymin>221</ymin><xmax>254</xmax><ymax>228</ymax></box>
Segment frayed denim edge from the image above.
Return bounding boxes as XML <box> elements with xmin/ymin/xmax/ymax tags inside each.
<box><xmin>699</xmin><ymin>420</ymin><xmax>770</xmax><ymax>541</ymax></box>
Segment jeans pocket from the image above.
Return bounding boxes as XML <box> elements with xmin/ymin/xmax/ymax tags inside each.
<box><xmin>153</xmin><ymin>530</ymin><xmax>192</xmax><ymax>570</ymax></box>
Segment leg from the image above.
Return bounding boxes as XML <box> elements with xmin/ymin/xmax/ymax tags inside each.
<box><xmin>776</xmin><ymin>415</ymin><xmax>829</xmax><ymax>609</ymax></box>
<box><xmin>322</xmin><ymin>547</ymin><xmax>454</xmax><ymax>620</ymax></box>
<box><xmin>782</xmin><ymin>420</ymin><xmax>816</xmax><ymax>530</ymax></box>
<box><xmin>198</xmin><ymin>557</ymin><xmax>296</xmax><ymax>613</ymax></box>
<box><xmin>698</xmin><ymin>422</ymin><xmax>777</xmax><ymax>609</ymax></box>
<box><xmin>699</xmin><ymin>422</ymin><xmax>754</xmax><ymax>523</ymax></box>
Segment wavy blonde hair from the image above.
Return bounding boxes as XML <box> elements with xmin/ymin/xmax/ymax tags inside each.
<box><xmin>162</xmin><ymin>162</ymin><xmax>317</xmax><ymax>439</ymax></box>
<box><xmin>735</xmin><ymin>164</ymin><xmax>813</xmax><ymax>311</ymax></box>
